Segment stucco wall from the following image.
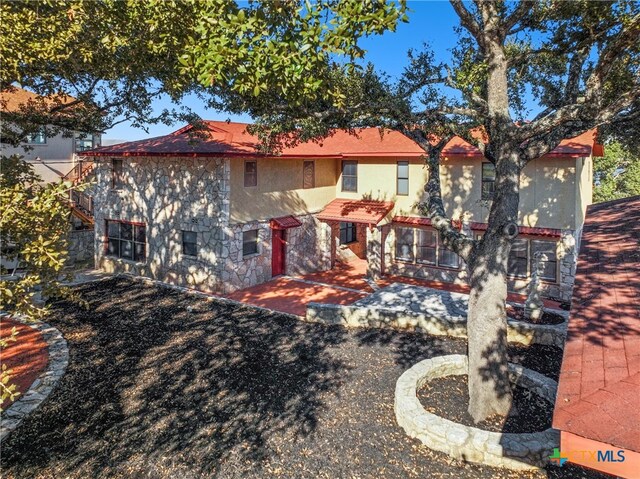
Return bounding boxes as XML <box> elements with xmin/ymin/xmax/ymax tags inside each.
<box><xmin>93</xmin><ymin>156</ymin><xmax>230</xmax><ymax>293</ymax></box>
<box><xmin>2</xmin><ymin>131</ymin><xmax>101</xmax><ymax>183</ymax></box>
<box><xmin>335</xmin><ymin>157</ymin><xmax>429</xmax><ymax>215</ymax></box>
<box><xmin>229</xmin><ymin>157</ymin><xmax>338</xmax><ymax>223</ymax></box>
<box><xmin>333</xmin><ymin>155</ymin><xmax>590</xmax><ymax>231</ymax></box>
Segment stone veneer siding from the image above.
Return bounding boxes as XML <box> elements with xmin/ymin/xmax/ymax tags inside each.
<box><xmin>93</xmin><ymin>156</ymin><xmax>230</xmax><ymax>293</ymax></box>
<box><xmin>67</xmin><ymin>228</ymin><xmax>95</xmax><ymax>266</ymax></box>
<box><xmin>384</xmin><ymin>223</ymin><xmax>579</xmax><ymax>302</ymax></box>
<box><xmin>93</xmin><ymin>156</ymin><xmax>332</xmax><ymax>294</ymax></box>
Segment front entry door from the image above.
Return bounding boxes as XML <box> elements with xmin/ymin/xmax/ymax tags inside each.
<box><xmin>271</xmin><ymin>229</ymin><xmax>286</xmax><ymax>277</ymax></box>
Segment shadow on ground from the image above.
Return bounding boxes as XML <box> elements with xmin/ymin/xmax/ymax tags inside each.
<box><xmin>0</xmin><ymin>277</ymin><xmax>609</xmax><ymax>479</ymax></box>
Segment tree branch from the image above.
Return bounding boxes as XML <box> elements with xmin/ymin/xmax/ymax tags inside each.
<box><xmin>402</xmin><ymin>129</ymin><xmax>476</xmax><ymax>262</ymax></box>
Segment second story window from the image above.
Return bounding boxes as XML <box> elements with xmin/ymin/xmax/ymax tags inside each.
<box><xmin>341</xmin><ymin>160</ymin><xmax>357</xmax><ymax>192</ymax></box>
<box><xmin>303</xmin><ymin>160</ymin><xmax>315</xmax><ymax>189</ymax></box>
<box><xmin>27</xmin><ymin>127</ymin><xmax>47</xmax><ymax>144</ymax></box>
<box><xmin>182</xmin><ymin>231</ymin><xmax>198</xmax><ymax>257</ymax></box>
<box><xmin>75</xmin><ymin>133</ymin><xmax>94</xmax><ymax>152</ymax></box>
<box><xmin>244</xmin><ymin>160</ymin><xmax>257</xmax><ymax>187</ymax></box>
<box><xmin>397</xmin><ymin>161</ymin><xmax>409</xmax><ymax>196</ymax></box>
<box><xmin>339</xmin><ymin>222</ymin><xmax>357</xmax><ymax>244</ymax></box>
<box><xmin>112</xmin><ymin>159</ymin><xmax>124</xmax><ymax>188</ymax></box>
<box><xmin>481</xmin><ymin>162</ymin><xmax>496</xmax><ymax>200</ymax></box>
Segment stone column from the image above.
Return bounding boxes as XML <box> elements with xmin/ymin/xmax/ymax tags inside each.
<box><xmin>366</xmin><ymin>225</ymin><xmax>382</xmax><ymax>279</ymax></box>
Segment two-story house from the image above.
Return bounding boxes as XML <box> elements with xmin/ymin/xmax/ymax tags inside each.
<box><xmin>1</xmin><ymin>87</ymin><xmax>101</xmax><ymax>183</ymax></box>
<box><xmin>86</xmin><ymin>121</ymin><xmax>601</xmax><ymax>301</ymax></box>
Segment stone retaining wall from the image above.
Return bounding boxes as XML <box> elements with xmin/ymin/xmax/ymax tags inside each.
<box><xmin>0</xmin><ymin>319</ymin><xmax>68</xmax><ymax>443</ymax></box>
<box><xmin>67</xmin><ymin>228</ymin><xmax>95</xmax><ymax>266</ymax></box>
<box><xmin>305</xmin><ymin>302</ymin><xmax>566</xmax><ymax>347</ymax></box>
<box><xmin>394</xmin><ymin>354</ymin><xmax>559</xmax><ymax>470</ymax></box>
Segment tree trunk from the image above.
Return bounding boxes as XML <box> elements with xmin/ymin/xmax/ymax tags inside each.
<box><xmin>467</xmin><ymin>238</ymin><xmax>513</xmax><ymax>422</ymax></box>
<box><xmin>466</xmin><ymin>149</ymin><xmax>521</xmax><ymax>423</ymax></box>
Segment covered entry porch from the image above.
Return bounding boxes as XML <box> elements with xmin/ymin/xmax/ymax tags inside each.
<box><xmin>316</xmin><ymin>198</ymin><xmax>394</xmax><ymax>280</ymax></box>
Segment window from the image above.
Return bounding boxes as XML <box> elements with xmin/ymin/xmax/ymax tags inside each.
<box><xmin>339</xmin><ymin>222</ymin><xmax>357</xmax><ymax>245</ymax></box>
<box><xmin>303</xmin><ymin>160</ymin><xmax>315</xmax><ymax>189</ymax></box>
<box><xmin>75</xmin><ymin>133</ymin><xmax>94</xmax><ymax>152</ymax></box>
<box><xmin>481</xmin><ymin>162</ymin><xmax>496</xmax><ymax>200</ymax></box>
<box><xmin>341</xmin><ymin>160</ymin><xmax>357</xmax><ymax>192</ymax></box>
<box><xmin>27</xmin><ymin>127</ymin><xmax>46</xmax><ymax>144</ymax></box>
<box><xmin>416</xmin><ymin>229</ymin><xmax>437</xmax><ymax>265</ymax></box>
<box><xmin>508</xmin><ymin>238</ymin><xmax>529</xmax><ymax>278</ymax></box>
<box><xmin>395</xmin><ymin>226</ymin><xmax>460</xmax><ymax>269</ymax></box>
<box><xmin>244</xmin><ymin>160</ymin><xmax>257</xmax><ymax>187</ymax></box>
<box><xmin>242</xmin><ymin>229</ymin><xmax>259</xmax><ymax>257</ymax></box>
<box><xmin>106</xmin><ymin>220</ymin><xmax>146</xmax><ymax>262</ymax></box>
<box><xmin>112</xmin><ymin>159</ymin><xmax>124</xmax><ymax>188</ymax></box>
<box><xmin>182</xmin><ymin>231</ymin><xmax>198</xmax><ymax>257</ymax></box>
<box><xmin>397</xmin><ymin>161</ymin><xmax>409</xmax><ymax>196</ymax></box>
<box><xmin>531</xmin><ymin>240</ymin><xmax>557</xmax><ymax>282</ymax></box>
<box><xmin>395</xmin><ymin>227</ymin><xmax>414</xmax><ymax>262</ymax></box>
<box><xmin>438</xmin><ymin>243</ymin><xmax>460</xmax><ymax>268</ymax></box>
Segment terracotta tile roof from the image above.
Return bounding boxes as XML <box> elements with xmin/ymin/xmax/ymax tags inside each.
<box><xmin>85</xmin><ymin>121</ymin><xmax>425</xmax><ymax>159</ymax></box>
<box><xmin>86</xmin><ymin>120</ymin><xmax>601</xmax><ymax>160</ymax></box>
<box><xmin>270</xmin><ymin>215</ymin><xmax>302</xmax><ymax>229</ymax></box>
<box><xmin>393</xmin><ymin>216</ymin><xmax>562</xmax><ymax>238</ymax></box>
<box><xmin>442</xmin><ymin>129</ymin><xmax>603</xmax><ymax>158</ymax></box>
<box><xmin>553</xmin><ymin>195</ymin><xmax>640</xmax><ymax>452</ymax></box>
<box><xmin>469</xmin><ymin>222</ymin><xmax>562</xmax><ymax>238</ymax></box>
<box><xmin>393</xmin><ymin>215</ymin><xmax>433</xmax><ymax>227</ymax></box>
<box><xmin>317</xmin><ymin>199</ymin><xmax>394</xmax><ymax>225</ymax></box>
<box><xmin>0</xmin><ymin>86</ymin><xmax>77</xmax><ymax>113</ymax></box>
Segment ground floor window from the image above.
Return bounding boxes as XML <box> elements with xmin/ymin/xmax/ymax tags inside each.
<box><xmin>182</xmin><ymin>230</ymin><xmax>198</xmax><ymax>257</ymax></box>
<box><xmin>395</xmin><ymin>226</ymin><xmax>460</xmax><ymax>269</ymax></box>
<box><xmin>243</xmin><ymin>229</ymin><xmax>259</xmax><ymax>257</ymax></box>
<box><xmin>339</xmin><ymin>222</ymin><xmax>357</xmax><ymax>245</ymax></box>
<box><xmin>475</xmin><ymin>233</ymin><xmax>558</xmax><ymax>282</ymax></box>
<box><xmin>531</xmin><ymin>239</ymin><xmax>558</xmax><ymax>282</ymax></box>
<box><xmin>106</xmin><ymin>220</ymin><xmax>146</xmax><ymax>262</ymax></box>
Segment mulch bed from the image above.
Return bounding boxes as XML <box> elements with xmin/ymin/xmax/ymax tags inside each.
<box><xmin>0</xmin><ymin>317</ymin><xmax>49</xmax><ymax>409</ymax></box>
<box><xmin>418</xmin><ymin>375</ymin><xmax>553</xmax><ymax>433</ymax></box>
<box><xmin>506</xmin><ymin>305</ymin><xmax>566</xmax><ymax>325</ymax></box>
<box><xmin>0</xmin><ymin>277</ymin><xmax>609</xmax><ymax>479</ymax></box>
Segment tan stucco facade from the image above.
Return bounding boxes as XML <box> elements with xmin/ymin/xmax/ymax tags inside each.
<box><xmin>229</xmin><ymin>157</ymin><xmax>338</xmax><ymax>223</ymax></box>
<box><xmin>228</xmin><ymin>153</ymin><xmax>591</xmax><ymax>230</ymax></box>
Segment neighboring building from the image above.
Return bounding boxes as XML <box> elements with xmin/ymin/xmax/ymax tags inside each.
<box><xmin>0</xmin><ymin>87</ymin><xmax>101</xmax><ymax>183</ymax></box>
<box><xmin>552</xmin><ymin>195</ymin><xmax>640</xmax><ymax>478</ymax></box>
<box><xmin>85</xmin><ymin>121</ymin><xmax>601</xmax><ymax>299</ymax></box>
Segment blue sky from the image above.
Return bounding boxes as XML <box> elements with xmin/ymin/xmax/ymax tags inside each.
<box><xmin>104</xmin><ymin>2</ymin><xmax>470</xmax><ymax>143</ymax></box>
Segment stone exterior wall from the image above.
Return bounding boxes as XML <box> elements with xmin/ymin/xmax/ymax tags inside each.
<box><xmin>67</xmin><ymin>228</ymin><xmax>95</xmax><ymax>266</ymax></box>
<box><xmin>285</xmin><ymin>215</ymin><xmax>332</xmax><ymax>277</ymax></box>
<box><xmin>221</xmin><ymin>214</ymin><xmax>332</xmax><ymax>293</ymax></box>
<box><xmin>93</xmin><ymin>156</ymin><xmax>230</xmax><ymax>293</ymax></box>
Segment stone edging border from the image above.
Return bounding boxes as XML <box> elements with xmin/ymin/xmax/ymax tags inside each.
<box><xmin>0</xmin><ymin>318</ymin><xmax>69</xmax><ymax>443</ymax></box>
<box><xmin>395</xmin><ymin>354</ymin><xmax>559</xmax><ymax>471</ymax></box>
<box><xmin>306</xmin><ymin>302</ymin><xmax>567</xmax><ymax>347</ymax></box>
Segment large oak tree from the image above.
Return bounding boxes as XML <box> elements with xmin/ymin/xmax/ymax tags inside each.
<box><xmin>225</xmin><ymin>0</ymin><xmax>640</xmax><ymax>422</ymax></box>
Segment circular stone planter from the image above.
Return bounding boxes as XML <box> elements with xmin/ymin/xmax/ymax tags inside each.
<box><xmin>0</xmin><ymin>318</ymin><xmax>68</xmax><ymax>443</ymax></box>
<box><xmin>395</xmin><ymin>354</ymin><xmax>559</xmax><ymax>471</ymax></box>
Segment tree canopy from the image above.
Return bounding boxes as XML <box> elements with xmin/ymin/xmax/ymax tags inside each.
<box><xmin>0</xmin><ymin>0</ymin><xmax>407</xmax><ymax>145</ymax></box>
<box><xmin>593</xmin><ymin>141</ymin><xmax>640</xmax><ymax>202</ymax></box>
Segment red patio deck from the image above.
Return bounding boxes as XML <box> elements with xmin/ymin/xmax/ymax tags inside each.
<box><xmin>552</xmin><ymin>195</ymin><xmax>640</xmax><ymax>478</ymax></box>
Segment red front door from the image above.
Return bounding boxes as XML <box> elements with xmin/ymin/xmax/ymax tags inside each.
<box><xmin>271</xmin><ymin>229</ymin><xmax>286</xmax><ymax>277</ymax></box>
